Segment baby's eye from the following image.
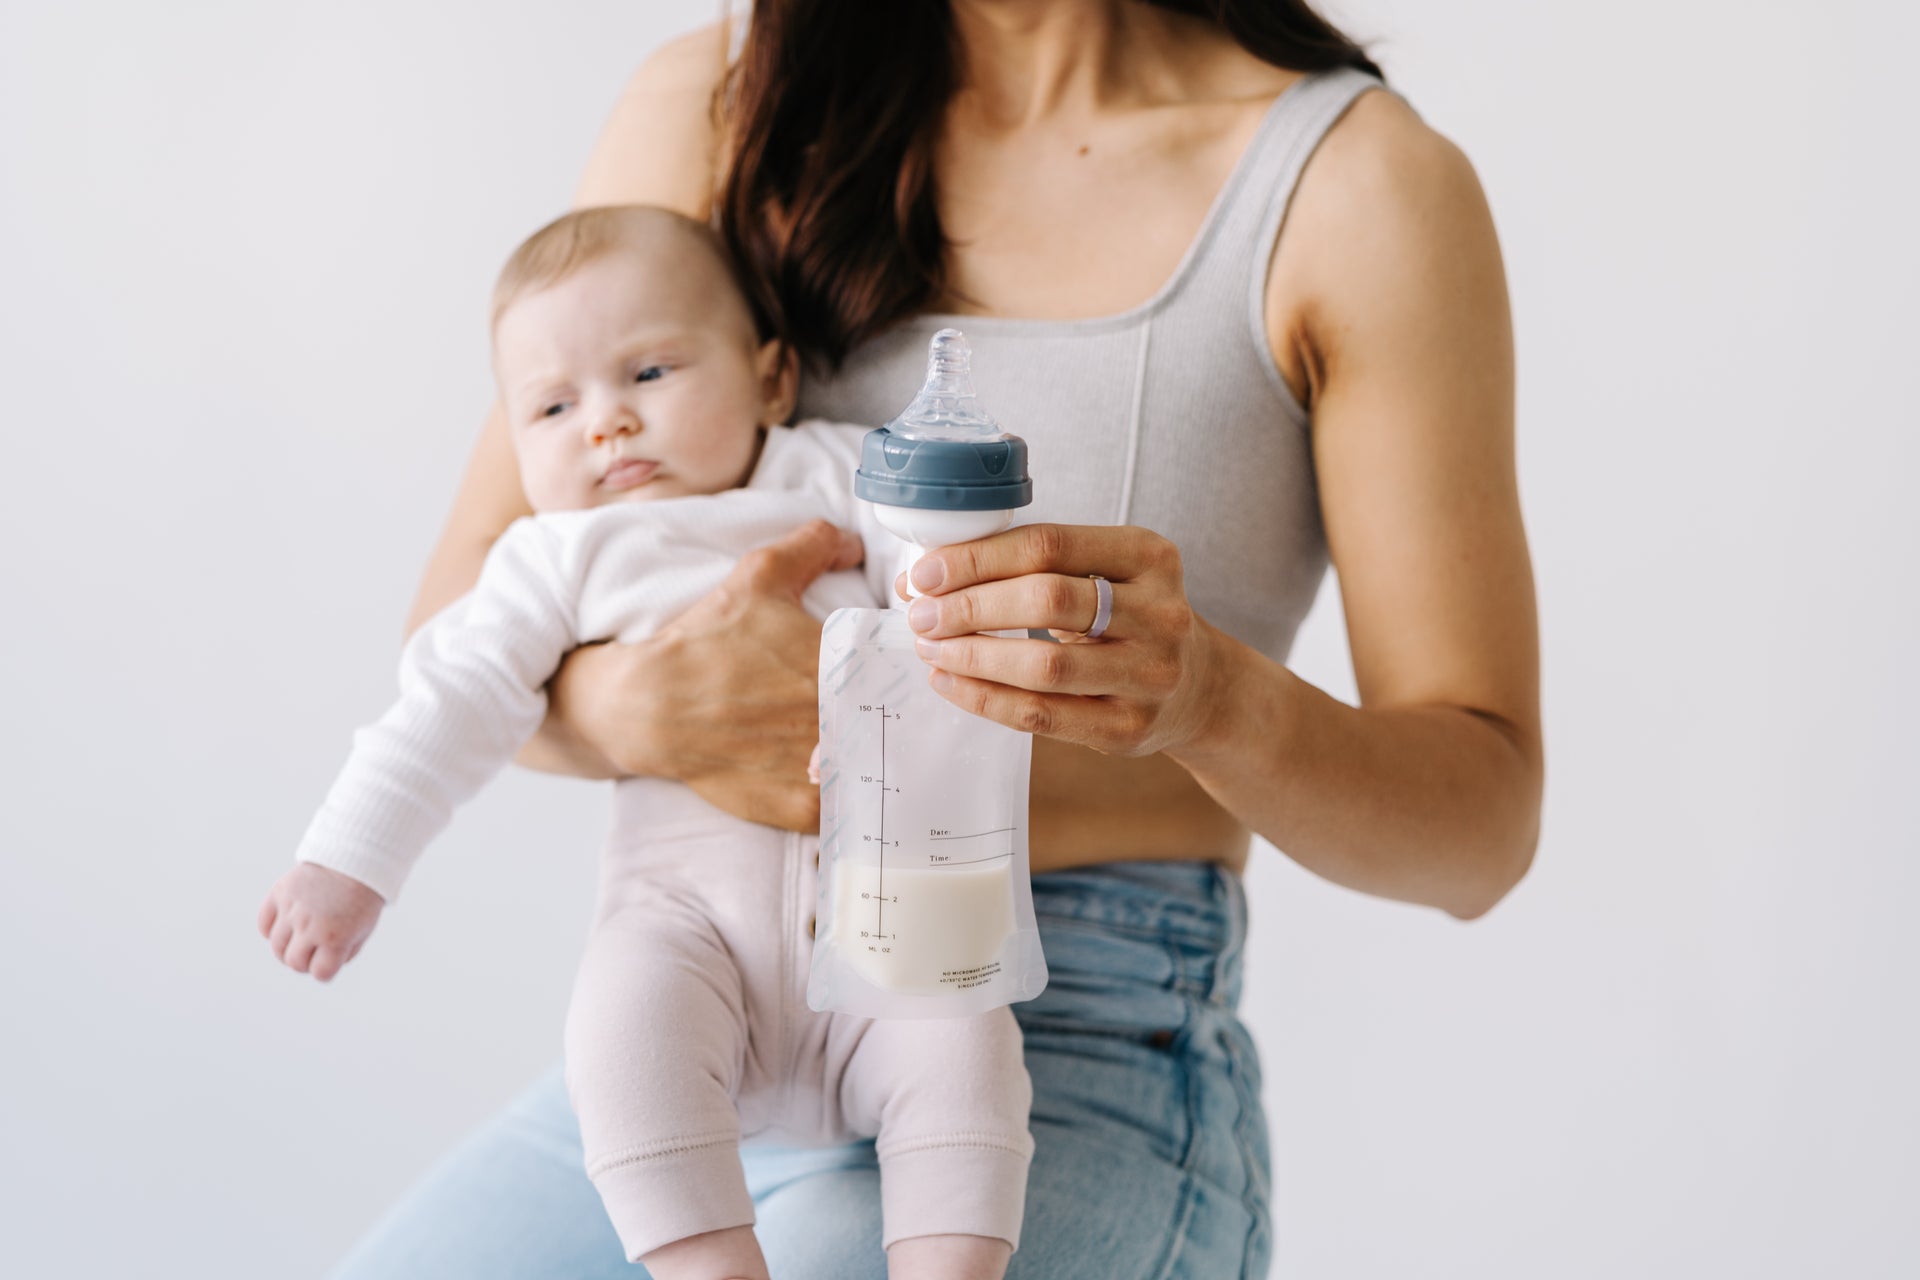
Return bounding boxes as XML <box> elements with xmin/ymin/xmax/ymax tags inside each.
<box><xmin>540</xmin><ymin>402</ymin><xmax>569</xmax><ymax>419</ymax></box>
<box><xmin>634</xmin><ymin>366</ymin><xmax>667</xmax><ymax>384</ymax></box>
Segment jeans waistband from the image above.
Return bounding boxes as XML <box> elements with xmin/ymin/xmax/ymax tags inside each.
<box><xmin>1026</xmin><ymin>860</ymin><xmax>1248</xmax><ymax>1009</ymax></box>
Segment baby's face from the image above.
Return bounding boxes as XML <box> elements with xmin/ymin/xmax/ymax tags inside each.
<box><xmin>493</xmin><ymin>247</ymin><xmax>781</xmax><ymax>511</ymax></box>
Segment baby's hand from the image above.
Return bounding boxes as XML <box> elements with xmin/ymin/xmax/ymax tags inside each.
<box><xmin>258</xmin><ymin>863</ymin><xmax>384</xmax><ymax>982</ymax></box>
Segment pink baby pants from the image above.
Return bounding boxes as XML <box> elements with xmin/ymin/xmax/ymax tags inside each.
<box><xmin>563</xmin><ymin>777</ymin><xmax>1034</xmax><ymax>1263</ymax></box>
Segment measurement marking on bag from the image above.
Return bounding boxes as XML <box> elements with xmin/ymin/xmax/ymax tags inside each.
<box><xmin>878</xmin><ymin>705</ymin><xmax>887</xmax><ymax>938</ymax></box>
<box><xmin>853</xmin><ymin>700</ymin><xmax>1016</xmax><ymax>954</ymax></box>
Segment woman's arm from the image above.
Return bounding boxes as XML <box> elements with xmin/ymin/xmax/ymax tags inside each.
<box><xmin>899</xmin><ymin>97</ymin><xmax>1541</xmax><ymax>919</ymax></box>
<box><xmin>1218</xmin><ymin>93</ymin><xmax>1541</xmax><ymax>917</ymax></box>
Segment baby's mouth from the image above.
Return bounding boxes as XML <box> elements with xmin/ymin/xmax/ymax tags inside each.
<box><xmin>601</xmin><ymin>458</ymin><xmax>660</xmax><ymax>491</ymax></box>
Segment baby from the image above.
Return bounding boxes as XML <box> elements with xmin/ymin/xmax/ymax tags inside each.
<box><xmin>257</xmin><ymin>206</ymin><xmax>1033</xmax><ymax>1280</ymax></box>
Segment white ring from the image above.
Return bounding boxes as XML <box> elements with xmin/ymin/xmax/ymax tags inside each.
<box><xmin>1083</xmin><ymin>574</ymin><xmax>1113</xmax><ymax>639</ymax></box>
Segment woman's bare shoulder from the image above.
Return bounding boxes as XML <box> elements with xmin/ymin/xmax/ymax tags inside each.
<box><xmin>1265</xmin><ymin>85</ymin><xmax>1501</xmax><ymax>406</ymax></box>
<box><xmin>1301</xmin><ymin>85</ymin><xmax>1485</xmax><ymax>244</ymax></box>
<box><xmin>574</xmin><ymin>20</ymin><xmax>735</xmax><ymax>217</ymax></box>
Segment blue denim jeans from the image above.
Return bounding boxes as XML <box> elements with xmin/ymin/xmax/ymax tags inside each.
<box><xmin>331</xmin><ymin>861</ymin><xmax>1271</xmax><ymax>1278</ymax></box>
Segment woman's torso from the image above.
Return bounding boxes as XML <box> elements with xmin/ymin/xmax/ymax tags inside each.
<box><xmin>796</xmin><ymin>65</ymin><xmax>1394</xmax><ymax>875</ymax></box>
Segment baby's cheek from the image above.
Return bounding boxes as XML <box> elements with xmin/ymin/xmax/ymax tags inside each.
<box><xmin>519</xmin><ymin>443</ymin><xmax>592</xmax><ymax>513</ymax></box>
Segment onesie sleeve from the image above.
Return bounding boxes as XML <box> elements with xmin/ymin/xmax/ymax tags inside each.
<box><xmin>293</xmin><ymin>518</ymin><xmax>578</xmax><ymax>902</ymax></box>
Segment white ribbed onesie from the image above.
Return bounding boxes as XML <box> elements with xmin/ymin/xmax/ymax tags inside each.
<box><xmin>294</xmin><ymin>420</ymin><xmax>1035</xmax><ymax>1260</ymax></box>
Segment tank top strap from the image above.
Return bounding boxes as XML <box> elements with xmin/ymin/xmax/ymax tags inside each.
<box><xmin>1161</xmin><ymin>66</ymin><xmax>1389</xmax><ymax>396</ymax></box>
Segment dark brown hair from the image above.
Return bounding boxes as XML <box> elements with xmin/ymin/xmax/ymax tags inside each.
<box><xmin>718</xmin><ymin>0</ymin><xmax>1382</xmax><ymax>373</ymax></box>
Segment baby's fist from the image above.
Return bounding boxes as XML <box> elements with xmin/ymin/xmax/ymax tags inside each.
<box><xmin>258</xmin><ymin>863</ymin><xmax>384</xmax><ymax>982</ymax></box>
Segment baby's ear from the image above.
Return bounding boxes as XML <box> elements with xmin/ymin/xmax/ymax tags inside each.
<box><xmin>756</xmin><ymin>338</ymin><xmax>800</xmax><ymax>426</ymax></box>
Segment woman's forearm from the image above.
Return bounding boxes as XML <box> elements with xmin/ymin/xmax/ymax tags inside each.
<box><xmin>516</xmin><ymin>663</ymin><xmax>623</xmax><ymax>780</ymax></box>
<box><xmin>1166</xmin><ymin>625</ymin><xmax>1542</xmax><ymax>920</ymax></box>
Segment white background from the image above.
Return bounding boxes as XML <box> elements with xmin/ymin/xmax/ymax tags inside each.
<box><xmin>3</xmin><ymin>1</ymin><xmax>1915</xmax><ymax>1275</ymax></box>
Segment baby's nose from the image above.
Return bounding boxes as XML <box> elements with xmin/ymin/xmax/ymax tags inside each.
<box><xmin>587</xmin><ymin>408</ymin><xmax>641</xmax><ymax>443</ymax></box>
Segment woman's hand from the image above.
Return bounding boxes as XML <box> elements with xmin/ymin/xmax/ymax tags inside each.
<box><xmin>900</xmin><ymin>524</ymin><xmax>1234</xmax><ymax>759</ymax></box>
<box><xmin>549</xmin><ymin>520</ymin><xmax>865</xmax><ymax>832</ymax></box>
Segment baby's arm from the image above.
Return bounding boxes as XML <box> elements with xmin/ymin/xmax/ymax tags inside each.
<box><xmin>263</xmin><ymin>518</ymin><xmax>579</xmax><ymax>981</ymax></box>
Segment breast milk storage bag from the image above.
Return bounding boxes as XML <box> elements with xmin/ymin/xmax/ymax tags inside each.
<box><xmin>808</xmin><ymin>330</ymin><xmax>1049</xmax><ymax>1019</ymax></box>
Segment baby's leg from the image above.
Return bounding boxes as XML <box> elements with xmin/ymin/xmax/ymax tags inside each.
<box><xmin>838</xmin><ymin>1007</ymin><xmax>1034</xmax><ymax>1280</ymax></box>
<box><xmin>884</xmin><ymin>1234</ymin><xmax>1013</xmax><ymax>1280</ymax></box>
<box><xmin>633</xmin><ymin>1225</ymin><xmax>770</xmax><ymax>1280</ymax></box>
<box><xmin>564</xmin><ymin>901</ymin><xmax>765</xmax><ymax>1277</ymax></box>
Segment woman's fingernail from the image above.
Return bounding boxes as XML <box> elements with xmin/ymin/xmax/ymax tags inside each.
<box><xmin>929</xmin><ymin>669</ymin><xmax>954</xmax><ymax>693</ymax></box>
<box><xmin>910</xmin><ymin>556</ymin><xmax>945</xmax><ymax>592</ymax></box>
<box><xmin>908</xmin><ymin>598</ymin><xmax>937</xmax><ymax>632</ymax></box>
<box><xmin>914</xmin><ymin>637</ymin><xmax>943</xmax><ymax>662</ymax></box>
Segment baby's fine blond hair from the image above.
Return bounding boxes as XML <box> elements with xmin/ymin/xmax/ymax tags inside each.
<box><xmin>491</xmin><ymin>205</ymin><xmax>754</xmax><ymax>334</ymax></box>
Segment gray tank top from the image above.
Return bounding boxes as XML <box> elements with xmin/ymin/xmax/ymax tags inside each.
<box><xmin>796</xmin><ymin>67</ymin><xmax>1389</xmax><ymax>662</ymax></box>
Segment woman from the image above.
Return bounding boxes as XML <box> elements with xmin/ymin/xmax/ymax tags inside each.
<box><xmin>337</xmin><ymin>0</ymin><xmax>1540</xmax><ymax>1275</ymax></box>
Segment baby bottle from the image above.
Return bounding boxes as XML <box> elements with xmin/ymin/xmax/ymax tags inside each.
<box><xmin>808</xmin><ymin>329</ymin><xmax>1049</xmax><ymax>1019</ymax></box>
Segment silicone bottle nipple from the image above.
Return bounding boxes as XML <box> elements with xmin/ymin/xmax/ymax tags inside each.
<box><xmin>888</xmin><ymin>329</ymin><xmax>1003</xmax><ymax>442</ymax></box>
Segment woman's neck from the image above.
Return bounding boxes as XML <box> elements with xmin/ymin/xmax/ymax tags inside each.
<box><xmin>948</xmin><ymin>0</ymin><xmax>1215</xmax><ymax>127</ymax></box>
